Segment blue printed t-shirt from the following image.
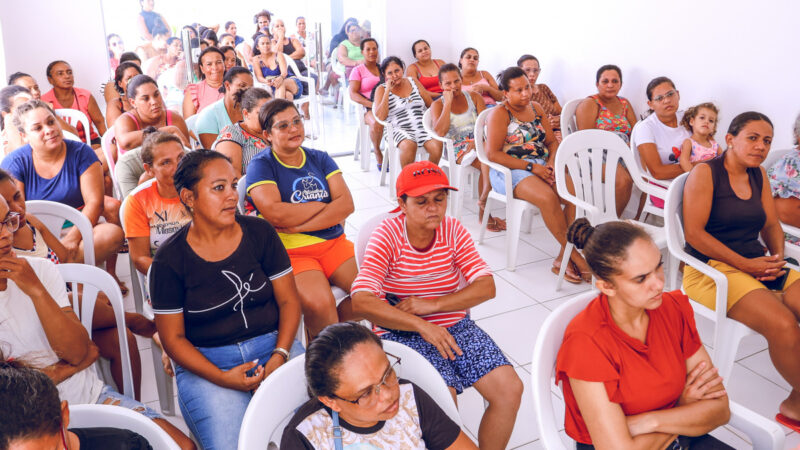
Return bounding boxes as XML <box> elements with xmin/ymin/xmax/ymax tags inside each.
<box><xmin>1</xmin><ymin>139</ymin><xmax>98</xmax><ymax>209</ymax></box>
<box><xmin>195</xmin><ymin>98</ymin><xmax>233</xmax><ymax>137</ymax></box>
<box><xmin>245</xmin><ymin>147</ymin><xmax>343</xmax><ymax>249</ymax></box>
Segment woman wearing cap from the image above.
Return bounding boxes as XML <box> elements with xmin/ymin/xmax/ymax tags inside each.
<box><xmin>351</xmin><ymin>161</ymin><xmax>522</xmax><ymax>450</ymax></box>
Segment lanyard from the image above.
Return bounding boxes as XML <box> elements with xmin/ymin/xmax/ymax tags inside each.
<box><xmin>332</xmin><ymin>411</ymin><xmax>344</xmax><ymax>450</ymax></box>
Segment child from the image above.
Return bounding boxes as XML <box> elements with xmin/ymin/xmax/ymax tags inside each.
<box><xmin>679</xmin><ymin>102</ymin><xmax>721</xmax><ymax>172</ymax></box>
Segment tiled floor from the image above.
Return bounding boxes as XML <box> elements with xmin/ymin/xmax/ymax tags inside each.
<box><xmin>115</xmin><ymin>103</ymin><xmax>800</xmax><ymax>449</ymax></box>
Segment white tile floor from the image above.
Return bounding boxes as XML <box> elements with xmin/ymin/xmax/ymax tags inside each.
<box><xmin>114</xmin><ymin>103</ymin><xmax>800</xmax><ymax>449</ymax></box>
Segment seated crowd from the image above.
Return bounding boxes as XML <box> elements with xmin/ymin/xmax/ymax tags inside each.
<box><xmin>2</xmin><ymin>5</ymin><xmax>800</xmax><ymax>450</ymax></box>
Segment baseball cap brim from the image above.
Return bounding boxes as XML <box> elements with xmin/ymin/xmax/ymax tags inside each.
<box><xmin>389</xmin><ymin>184</ymin><xmax>458</xmax><ymax>213</ymax></box>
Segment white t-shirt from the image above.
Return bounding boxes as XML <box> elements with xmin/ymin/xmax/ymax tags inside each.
<box><xmin>0</xmin><ymin>256</ymin><xmax>104</xmax><ymax>404</ymax></box>
<box><xmin>632</xmin><ymin>111</ymin><xmax>691</xmax><ymax>166</ymax></box>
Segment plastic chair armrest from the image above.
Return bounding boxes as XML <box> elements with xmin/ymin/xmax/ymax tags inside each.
<box><xmin>728</xmin><ymin>401</ymin><xmax>784</xmax><ymax>450</ymax></box>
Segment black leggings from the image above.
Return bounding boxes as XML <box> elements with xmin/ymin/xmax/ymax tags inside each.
<box><xmin>576</xmin><ymin>434</ymin><xmax>734</xmax><ymax>450</ymax></box>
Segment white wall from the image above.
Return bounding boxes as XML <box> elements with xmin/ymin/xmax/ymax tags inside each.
<box><xmin>448</xmin><ymin>0</ymin><xmax>800</xmax><ymax>149</ymax></box>
<box><xmin>1</xmin><ymin>0</ymin><xmax>109</xmax><ymax>105</ymax></box>
<box><xmin>384</xmin><ymin>1</ymin><xmax>452</xmax><ymax>70</ymax></box>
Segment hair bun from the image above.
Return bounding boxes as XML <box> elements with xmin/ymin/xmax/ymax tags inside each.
<box><xmin>567</xmin><ymin>217</ymin><xmax>595</xmax><ymax>250</ymax></box>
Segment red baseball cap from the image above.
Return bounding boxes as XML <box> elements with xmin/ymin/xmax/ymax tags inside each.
<box><xmin>391</xmin><ymin>161</ymin><xmax>457</xmax><ymax>211</ymax></box>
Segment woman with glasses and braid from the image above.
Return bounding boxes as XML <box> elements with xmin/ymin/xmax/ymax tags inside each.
<box><xmin>282</xmin><ymin>322</ymin><xmax>476</xmax><ymax>449</ymax></box>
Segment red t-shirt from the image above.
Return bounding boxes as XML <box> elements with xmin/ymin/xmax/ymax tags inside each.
<box><xmin>555</xmin><ymin>291</ymin><xmax>702</xmax><ymax>445</ymax></box>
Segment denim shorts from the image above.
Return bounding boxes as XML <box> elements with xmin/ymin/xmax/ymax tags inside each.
<box><xmin>175</xmin><ymin>331</ymin><xmax>305</xmax><ymax>450</ymax></box>
<box><xmin>96</xmin><ymin>384</ymin><xmax>163</xmax><ymax>420</ymax></box>
<box><xmin>381</xmin><ymin>317</ymin><xmax>510</xmax><ymax>394</ymax></box>
<box><xmin>489</xmin><ymin>157</ymin><xmax>547</xmax><ymax>195</ymax></box>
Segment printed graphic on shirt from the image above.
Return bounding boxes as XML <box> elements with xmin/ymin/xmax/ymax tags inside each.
<box><xmin>186</xmin><ymin>269</ymin><xmax>266</xmax><ymax>328</ymax></box>
<box><xmin>291</xmin><ymin>173</ymin><xmax>331</xmax><ymax>203</ymax></box>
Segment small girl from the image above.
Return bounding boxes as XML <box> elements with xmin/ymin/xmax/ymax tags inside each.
<box><xmin>679</xmin><ymin>102</ymin><xmax>721</xmax><ymax>172</ymax></box>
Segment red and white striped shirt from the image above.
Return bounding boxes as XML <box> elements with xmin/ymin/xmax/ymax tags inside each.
<box><xmin>352</xmin><ymin>214</ymin><xmax>492</xmax><ymax>333</ymax></box>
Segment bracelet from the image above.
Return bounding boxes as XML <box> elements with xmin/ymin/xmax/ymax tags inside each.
<box><xmin>271</xmin><ymin>347</ymin><xmax>290</xmax><ymax>361</ymax></box>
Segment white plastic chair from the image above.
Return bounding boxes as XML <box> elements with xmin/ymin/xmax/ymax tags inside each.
<box><xmin>237</xmin><ymin>178</ymin><xmax>249</xmax><ymax>214</ymax></box>
<box><xmin>184</xmin><ymin>114</ymin><xmax>200</xmax><ymax>149</ymax></box>
<box><xmin>100</xmin><ymin>126</ymin><xmax>123</xmax><ymax>199</ymax></box>
<box><xmin>559</xmin><ymin>98</ymin><xmax>582</xmax><ymax>139</ymax></box>
<box><xmin>781</xmin><ymin>222</ymin><xmax>800</xmax><ymax>262</ymax></box>
<box><xmin>63</xmin><ymin>130</ymin><xmax>83</xmax><ymax>142</ymax></box>
<box><xmin>422</xmin><ymin>108</ymin><xmax>479</xmax><ymax>220</ymax></box>
<box><xmin>69</xmin><ymin>404</ymin><xmax>180</xmax><ymax>450</ymax></box>
<box><xmin>55</xmin><ymin>109</ymin><xmax>92</xmax><ymax>145</ymax></box>
<box><xmin>531</xmin><ymin>289</ymin><xmax>785</xmax><ymax>450</ymax></box>
<box><xmin>664</xmin><ymin>173</ymin><xmax>756</xmax><ymax>381</ymax></box>
<box><xmin>355</xmin><ymin>211</ymin><xmax>397</xmax><ymax>268</ymax></box>
<box><xmin>26</xmin><ymin>200</ymin><xmax>95</xmax><ymax>266</ymax></box>
<box><xmin>238</xmin><ymin>339</ymin><xmax>460</xmax><ymax>450</ymax></box>
<box><xmin>286</xmin><ymin>57</ymin><xmax>321</xmax><ymax>140</ymax></box>
<box><xmin>629</xmin><ymin>121</ymin><xmax>671</xmax><ymax>219</ymax></box>
<box><xmin>473</xmin><ymin>108</ymin><xmax>539</xmax><ymax>271</ymax></box>
<box><xmin>372</xmin><ymin>110</ymin><xmax>398</xmax><ymax>196</ymax></box>
<box><xmin>554</xmin><ymin>130</ymin><xmax>675</xmax><ymax>290</ymax></box>
<box><xmin>57</xmin><ymin>263</ymin><xmax>135</xmax><ymax>398</ymax></box>
<box><xmin>120</xmin><ymin>179</ymin><xmax>177</xmax><ymax>415</ymax></box>
<box><xmin>353</xmin><ymin>104</ymin><xmax>371</xmax><ymax>171</ymax></box>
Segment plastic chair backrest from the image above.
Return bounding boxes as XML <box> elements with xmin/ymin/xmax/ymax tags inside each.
<box><xmin>58</xmin><ymin>263</ymin><xmax>135</xmax><ymax>397</ymax></box>
<box><xmin>355</xmin><ymin>211</ymin><xmax>396</xmax><ymax>267</ymax></box>
<box><xmin>237</xmin><ymin>178</ymin><xmax>248</xmax><ymax>214</ymax></box>
<box><xmin>559</xmin><ymin>98</ymin><xmax>582</xmax><ymax>138</ymax></box>
<box><xmin>101</xmin><ymin>126</ymin><xmax>116</xmax><ymax>174</ymax></box>
<box><xmin>25</xmin><ymin>200</ymin><xmax>95</xmax><ymax>266</ymax></box>
<box><xmin>55</xmin><ymin>109</ymin><xmax>92</xmax><ymax>145</ymax></box>
<box><xmin>555</xmin><ymin>130</ymin><xmax>662</xmax><ymax>224</ymax></box>
<box><xmin>237</xmin><ymin>340</ymin><xmax>461</xmax><ymax>450</ymax></box>
<box><xmin>69</xmin><ymin>404</ymin><xmax>180</xmax><ymax>450</ymax></box>
<box><xmin>762</xmin><ymin>147</ymin><xmax>794</xmax><ymax>173</ymax></box>
<box><xmin>531</xmin><ymin>290</ymin><xmax>599</xmax><ymax>450</ymax></box>
<box><xmin>185</xmin><ymin>114</ymin><xmax>199</xmax><ymax>148</ymax></box>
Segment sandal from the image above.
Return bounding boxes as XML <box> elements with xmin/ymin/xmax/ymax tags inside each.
<box><xmin>552</xmin><ymin>260</ymin><xmax>582</xmax><ymax>284</ymax></box>
<box><xmin>571</xmin><ymin>261</ymin><xmax>592</xmax><ymax>283</ymax></box>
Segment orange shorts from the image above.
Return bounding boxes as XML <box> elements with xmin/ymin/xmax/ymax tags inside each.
<box><xmin>287</xmin><ymin>235</ymin><xmax>355</xmax><ymax>278</ymax></box>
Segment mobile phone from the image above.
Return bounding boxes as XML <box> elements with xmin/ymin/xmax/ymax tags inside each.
<box><xmin>762</xmin><ymin>257</ymin><xmax>798</xmax><ymax>291</ymax></box>
<box><xmin>385</xmin><ymin>293</ymin><xmax>402</xmax><ymax>306</ymax></box>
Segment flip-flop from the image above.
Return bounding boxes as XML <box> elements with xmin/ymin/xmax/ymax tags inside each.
<box><xmin>552</xmin><ymin>261</ymin><xmax>582</xmax><ymax>284</ymax></box>
<box><xmin>776</xmin><ymin>413</ymin><xmax>800</xmax><ymax>432</ymax></box>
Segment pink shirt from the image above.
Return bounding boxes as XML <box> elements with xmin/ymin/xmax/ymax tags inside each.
<box><xmin>351</xmin><ymin>214</ymin><xmax>492</xmax><ymax>333</ymax></box>
<box><xmin>41</xmin><ymin>87</ymin><xmax>98</xmax><ymax>141</ymax></box>
<box><xmin>348</xmin><ymin>64</ymin><xmax>381</xmax><ymax>100</ymax></box>
<box><xmin>185</xmin><ymin>80</ymin><xmax>223</xmax><ymax>114</ymax></box>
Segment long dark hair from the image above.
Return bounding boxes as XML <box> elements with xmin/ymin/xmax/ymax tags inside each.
<box><xmin>114</xmin><ymin>62</ymin><xmax>143</xmax><ymax>95</ymax></box>
<box><xmin>567</xmin><ymin>218</ymin><xmax>652</xmax><ymax>281</ymax></box>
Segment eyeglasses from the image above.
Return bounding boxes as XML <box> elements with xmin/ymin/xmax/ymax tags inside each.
<box><xmin>0</xmin><ymin>212</ymin><xmax>20</xmax><ymax>234</ymax></box>
<box><xmin>652</xmin><ymin>90</ymin><xmax>677</xmax><ymax>103</ymax></box>
<box><xmin>272</xmin><ymin>116</ymin><xmax>304</xmax><ymax>131</ymax></box>
<box><xmin>332</xmin><ymin>352</ymin><xmax>401</xmax><ymax>407</ymax></box>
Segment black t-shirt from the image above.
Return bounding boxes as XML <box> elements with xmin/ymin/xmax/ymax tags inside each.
<box><xmin>150</xmin><ymin>215</ymin><xmax>292</xmax><ymax>347</ymax></box>
<box><xmin>71</xmin><ymin>427</ymin><xmax>152</xmax><ymax>450</ymax></box>
<box><xmin>281</xmin><ymin>380</ymin><xmax>461</xmax><ymax>449</ymax></box>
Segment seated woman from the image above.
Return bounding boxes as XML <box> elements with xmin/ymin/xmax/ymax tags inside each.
<box><xmin>374</xmin><ymin>56</ymin><xmax>442</xmax><ymax>167</ymax></box>
<box><xmin>213</xmin><ymin>87</ymin><xmax>271</xmax><ymax>175</ymax></box>
<box><xmin>2</xmin><ymin>100</ymin><xmax>126</xmax><ymax>289</ymax></box>
<box><xmin>156</xmin><ymin>40</ymin><xmax>188</xmax><ymax>113</ymax></box>
<box><xmin>271</xmin><ymin>18</ymin><xmax>306</xmax><ymax>71</ymax></box>
<box><xmin>41</xmin><ymin>60</ymin><xmax>107</xmax><ymax>149</ymax></box>
<box><xmin>253</xmin><ymin>34</ymin><xmax>302</xmax><ymax>101</ymax></box>
<box><xmin>576</xmin><ymin>64</ymin><xmax>636</xmax><ymax>217</ymax></box>
<box><xmin>517</xmin><ymin>54</ymin><xmax>562</xmax><ymax>140</ymax></box>
<box><xmin>150</xmin><ymin>149</ymin><xmax>303</xmax><ymax>450</ymax></box>
<box><xmin>135</xmin><ymin>25</ymin><xmax>170</xmax><ymax>62</ymax></box>
<box><xmin>1</xmin><ymin>167</ymin><xmax>156</xmax><ymax>401</ymax></box>
<box><xmin>333</xmin><ymin>22</ymin><xmax>363</xmax><ymax>80</ymax></box>
<box><xmin>108</xmin><ymin>33</ymin><xmax>125</xmax><ymax>71</ymax></box>
<box><xmin>219</xmin><ymin>45</ymin><xmax>239</xmax><ymax>71</ymax></box>
<box><xmin>430</xmin><ymin>63</ymin><xmax>505</xmax><ymax>231</ymax></box>
<box><xmin>486</xmin><ymin>66</ymin><xmax>590</xmax><ymax>284</ymax></box>
<box><xmin>102</xmin><ymin>52</ymin><xmax>142</xmax><ymax>109</ymax></box>
<box><xmin>683</xmin><ymin>112</ymin><xmax>800</xmax><ymax>431</ymax></box>
<box><xmin>320</xmin><ymin>17</ymin><xmax>358</xmax><ymax>97</ymax></box>
<box><xmin>351</xmin><ymin>161</ymin><xmax>522</xmax><ymax>450</ymax></box>
<box><xmin>246</xmin><ymin>99</ymin><xmax>358</xmax><ymax>338</ymax></box>
<box><xmin>282</xmin><ymin>322</ymin><xmax>477</xmax><ymax>449</ymax></box>
<box><xmin>557</xmin><ymin>218</ymin><xmax>731</xmax><ymax>449</ymax></box>
<box><xmin>105</xmin><ymin>61</ymin><xmax>142</xmax><ymax>128</ymax></box>
<box><xmin>458</xmin><ymin>47</ymin><xmax>503</xmax><ymax>107</ymax></box>
<box><xmin>9</xmin><ymin>72</ymin><xmax>79</xmax><ymax>137</ymax></box>
<box><xmin>348</xmin><ymin>38</ymin><xmax>384</xmax><ymax>169</ymax></box>
<box><xmin>115</xmin><ymin>74</ymin><xmax>189</xmax><ymax>153</ymax></box>
<box><xmin>1</xmin><ymin>85</ymin><xmax>32</xmax><ymax>156</ymax></box>
<box><xmin>182</xmin><ymin>47</ymin><xmax>225</xmax><ymax>118</ymax></box>
<box><xmin>406</xmin><ymin>40</ymin><xmax>444</xmax><ymax>100</ymax></box>
<box><xmin>768</xmin><ymin>112</ymin><xmax>800</xmax><ymax>243</ymax></box>
<box><xmin>219</xmin><ymin>33</ymin><xmax>236</xmax><ymax>48</ymax></box>
<box><xmin>201</xmin><ymin>29</ymin><xmax>219</xmax><ymax>48</ymax></box>
<box><xmin>0</xmin><ymin>199</ymin><xmax>194</xmax><ymax>449</ymax></box>
<box><xmin>196</xmin><ymin>67</ymin><xmax>253</xmax><ymax>148</ymax></box>
<box><xmin>631</xmin><ymin>76</ymin><xmax>691</xmax><ymax>208</ymax></box>
<box><xmin>137</xmin><ymin>0</ymin><xmax>170</xmax><ymax>41</ymax></box>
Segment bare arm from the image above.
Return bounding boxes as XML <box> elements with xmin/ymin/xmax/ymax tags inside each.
<box><xmin>349</xmin><ymin>80</ymin><xmax>373</xmax><ymax>108</ymax></box>
<box><xmin>480</xmin><ymin>71</ymin><xmax>504</xmax><ymax>101</ymax></box>
<box><xmin>431</xmin><ymin>97</ymin><xmax>450</xmax><ymax>137</ymax></box>
<box><xmin>41</xmin><ymin>337</ymin><xmax>99</xmax><ymax>384</ymax></box>
<box><xmin>87</xmin><ymin>95</ymin><xmax>107</xmax><ymax>137</ymax></box>
<box><xmin>285</xmin><ymin>173</ymin><xmax>354</xmax><ymax>233</ymax></box>
<box><xmin>396</xmin><ymin>276</ymin><xmax>495</xmax><ymax>316</ymax></box>
<box><xmin>575</xmin><ymin>98</ymin><xmax>599</xmax><ymax>131</ymax></box>
<box><xmin>182</xmin><ymin>87</ymin><xmax>197</xmax><ymax>118</ymax></box>
<box><xmin>214</xmin><ymin>140</ymin><xmax>244</xmax><ymax>175</ymax></box>
<box><xmin>414</xmin><ymin>78</ymin><xmax>435</xmax><ymax>107</ymax></box>
<box><xmin>128</xmin><ymin>236</ymin><xmax>153</xmax><ymax>275</ymax></box>
<box><xmin>446</xmin><ymin>431</ymin><xmax>478</xmax><ymax>450</ymax></box>
<box><xmin>287</xmin><ymin>38</ymin><xmax>305</xmax><ymax>59</ymax></box>
<box><xmin>337</xmin><ymin>44</ymin><xmax>358</xmax><ymax>66</ymax></box>
<box><xmin>373</xmin><ymin>84</ymin><xmax>389</xmax><ymax>121</ymax></box>
<box><xmin>106</xmin><ymin>98</ymin><xmax>124</xmax><ymax>129</ymax></box>
<box><xmin>638</xmin><ymin>143</ymin><xmax>685</xmax><ymax>180</ymax></box>
<box><xmin>26</xmin><ymin>215</ymin><xmax>69</xmax><ymax>262</ymax></box>
<box><xmin>137</xmin><ymin>15</ymin><xmax>152</xmax><ymax>41</ymax></box>
<box><xmin>78</xmin><ymin>162</ymin><xmax>105</xmax><ymax>226</ymax></box>
<box><xmin>485</xmin><ymin>107</ymin><xmax>528</xmax><ymax>170</ymax></box>
<box><xmin>678</xmin><ymin>139</ymin><xmax>693</xmax><ymax>172</ymax></box>
<box><xmin>199</xmin><ymin>133</ymin><xmax>217</xmax><ymax>149</ymax></box>
<box><xmin>253</xmin><ymin>59</ymin><xmax>269</xmax><ymax>84</ymax></box>
<box><xmin>774</xmin><ymin>197</ymin><xmax>800</xmax><ymax>228</ymax></box>
<box><xmin>248</xmin><ymin>182</ymin><xmax>326</xmax><ymax>228</ymax></box>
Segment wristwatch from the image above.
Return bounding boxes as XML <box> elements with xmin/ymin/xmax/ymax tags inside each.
<box><xmin>525</xmin><ymin>162</ymin><xmax>534</xmax><ymax>172</ymax></box>
<box><xmin>271</xmin><ymin>347</ymin><xmax>290</xmax><ymax>362</ymax></box>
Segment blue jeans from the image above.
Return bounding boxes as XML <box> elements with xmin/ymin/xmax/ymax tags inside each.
<box><xmin>175</xmin><ymin>331</ymin><xmax>304</xmax><ymax>450</ymax></box>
